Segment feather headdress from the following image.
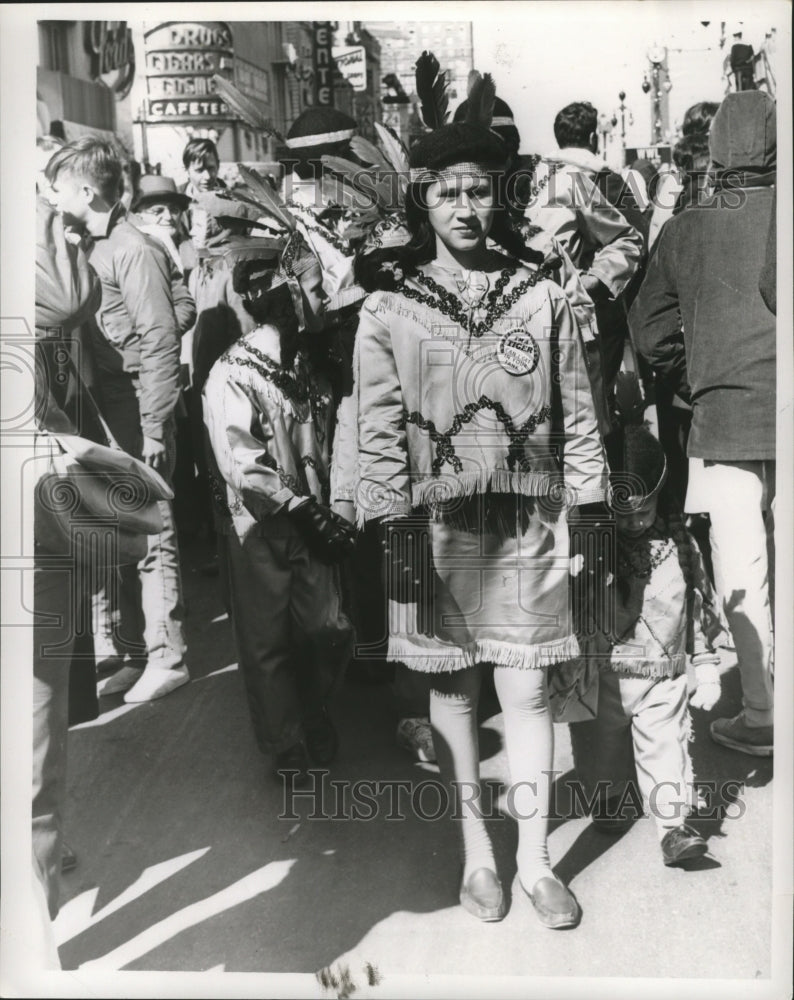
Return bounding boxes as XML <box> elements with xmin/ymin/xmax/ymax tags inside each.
<box><xmin>464</xmin><ymin>71</ymin><xmax>497</xmax><ymax>128</ymax></box>
<box><xmin>415</xmin><ymin>51</ymin><xmax>449</xmax><ymax>130</ymax></box>
<box><xmin>211</xmin><ymin>75</ymin><xmax>286</xmax><ymax>145</ymax></box>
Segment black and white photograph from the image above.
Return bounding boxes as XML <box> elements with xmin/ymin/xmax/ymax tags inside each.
<box><xmin>1</xmin><ymin>2</ymin><xmax>791</xmax><ymax>997</ymax></box>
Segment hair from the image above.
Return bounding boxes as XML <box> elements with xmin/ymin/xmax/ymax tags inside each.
<box><xmin>182</xmin><ymin>137</ymin><xmax>220</xmax><ymax>171</ymax></box>
<box><xmin>673</xmin><ymin>132</ymin><xmax>711</xmax><ymax>174</ymax></box>
<box><xmin>606</xmin><ymin>423</ymin><xmax>668</xmax><ymax>506</ymax></box>
<box><xmin>553</xmin><ymin>102</ymin><xmax>598</xmax><ymax>149</ymax></box>
<box><xmin>681</xmin><ymin>101</ymin><xmax>720</xmax><ymax>137</ymax></box>
<box><xmin>44</xmin><ymin>136</ymin><xmax>123</xmax><ymax>204</ymax></box>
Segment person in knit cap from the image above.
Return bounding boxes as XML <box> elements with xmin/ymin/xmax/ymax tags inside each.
<box><xmin>202</xmin><ymin>232</ymin><xmax>355</xmax><ymax>787</ymax></box>
<box><xmin>349</xmin><ymin>117</ymin><xmax>608</xmax><ymax>928</ymax></box>
<box><xmin>630</xmin><ymin>90</ymin><xmax>777</xmax><ymax>759</ymax></box>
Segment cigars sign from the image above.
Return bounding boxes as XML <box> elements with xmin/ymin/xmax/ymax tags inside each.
<box><xmin>143</xmin><ymin>21</ymin><xmax>235</xmax><ymax>122</ymax></box>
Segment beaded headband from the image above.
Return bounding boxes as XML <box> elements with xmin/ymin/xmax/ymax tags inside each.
<box><xmin>286</xmin><ymin>128</ymin><xmax>355</xmax><ymax>149</ymax></box>
<box><xmin>409</xmin><ymin>162</ymin><xmax>494</xmax><ymax>184</ymax></box>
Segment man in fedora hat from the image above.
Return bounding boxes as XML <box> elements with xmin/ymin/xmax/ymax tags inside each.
<box><xmin>132</xmin><ymin>175</ymin><xmax>191</xmax><ymax>271</ymax></box>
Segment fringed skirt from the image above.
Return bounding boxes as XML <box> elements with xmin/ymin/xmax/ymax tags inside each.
<box><xmin>386</xmin><ymin>493</ymin><xmax>578</xmax><ymax>673</ymax></box>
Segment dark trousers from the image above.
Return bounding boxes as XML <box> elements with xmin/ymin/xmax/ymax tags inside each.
<box><xmin>221</xmin><ymin>528</ymin><xmax>353</xmax><ymax>755</ymax></box>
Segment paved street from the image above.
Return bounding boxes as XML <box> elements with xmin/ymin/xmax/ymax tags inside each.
<box><xmin>53</xmin><ymin>535</ymin><xmax>775</xmax><ymax>992</ymax></box>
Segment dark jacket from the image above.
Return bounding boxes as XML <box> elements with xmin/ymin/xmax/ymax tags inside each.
<box><xmin>86</xmin><ymin>206</ymin><xmax>183</xmax><ymax>440</ymax></box>
<box><xmin>629</xmin><ymin>91</ymin><xmax>776</xmax><ymax>461</ymax></box>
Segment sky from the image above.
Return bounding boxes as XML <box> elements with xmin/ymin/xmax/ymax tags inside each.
<box><xmin>469</xmin><ymin>1</ymin><xmax>785</xmax><ymax>164</ymax></box>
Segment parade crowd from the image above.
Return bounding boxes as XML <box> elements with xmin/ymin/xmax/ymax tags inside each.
<box><xmin>32</xmin><ymin>51</ymin><xmax>777</xmax><ymax>946</ymax></box>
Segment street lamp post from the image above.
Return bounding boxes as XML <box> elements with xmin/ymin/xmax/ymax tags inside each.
<box><xmin>610</xmin><ymin>89</ymin><xmax>634</xmax><ymax>165</ymax></box>
<box><xmin>644</xmin><ymin>45</ymin><xmax>671</xmax><ymax>145</ymax></box>
<box><xmin>597</xmin><ymin>112</ymin><xmax>614</xmax><ymax>161</ymax></box>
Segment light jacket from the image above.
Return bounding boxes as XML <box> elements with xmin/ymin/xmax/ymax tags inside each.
<box><xmin>202</xmin><ymin>325</ymin><xmax>334</xmax><ymax>540</ymax></box>
<box><xmin>334</xmin><ymin>259</ymin><xmax>608</xmax><ymax>524</ymax></box>
<box><xmin>525</xmin><ymin>149</ymin><xmax>644</xmax><ymax>299</ymax></box>
<box><xmin>85</xmin><ymin>206</ymin><xmax>183</xmax><ymax>440</ymax></box>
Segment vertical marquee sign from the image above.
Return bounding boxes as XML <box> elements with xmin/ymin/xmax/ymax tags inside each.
<box><xmin>84</xmin><ymin>21</ymin><xmax>136</xmax><ymax>99</ymax></box>
<box><xmin>144</xmin><ymin>21</ymin><xmax>235</xmax><ymax>122</ymax></box>
<box><xmin>312</xmin><ymin>22</ymin><xmax>334</xmax><ymax>106</ymax></box>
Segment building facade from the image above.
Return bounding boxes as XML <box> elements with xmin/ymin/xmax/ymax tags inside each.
<box><xmin>363</xmin><ymin>21</ymin><xmax>473</xmax><ymax>143</ymax></box>
<box><xmin>36</xmin><ymin>18</ymin><xmax>389</xmax><ymax>181</ymax></box>
<box><xmin>37</xmin><ymin>19</ymin><xmax>136</xmax><ymax>151</ymax></box>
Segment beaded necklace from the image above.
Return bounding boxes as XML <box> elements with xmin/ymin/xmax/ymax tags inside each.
<box><xmin>398</xmin><ymin>264</ymin><xmax>553</xmax><ymax>338</ymax></box>
<box><xmin>615</xmin><ymin>531</ymin><xmax>676</xmax><ymax>581</ymax></box>
<box><xmin>225</xmin><ymin>340</ymin><xmax>330</xmax><ymax>435</ymax></box>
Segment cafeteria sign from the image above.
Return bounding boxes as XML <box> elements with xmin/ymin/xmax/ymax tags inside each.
<box><xmin>332</xmin><ymin>45</ymin><xmax>367</xmax><ymax>92</ymax></box>
<box><xmin>144</xmin><ymin>21</ymin><xmax>236</xmax><ymax>122</ymax></box>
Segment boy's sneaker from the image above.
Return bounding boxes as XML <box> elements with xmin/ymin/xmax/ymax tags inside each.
<box><xmin>661</xmin><ymin>824</ymin><xmax>708</xmax><ymax>866</ymax></box>
<box><xmin>396</xmin><ymin>717</ymin><xmax>436</xmax><ymax>763</ymax></box>
<box><xmin>710</xmin><ymin>712</ymin><xmax>773</xmax><ymax>757</ymax></box>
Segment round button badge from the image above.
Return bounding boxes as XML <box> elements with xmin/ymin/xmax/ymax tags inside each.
<box><xmin>497</xmin><ymin>329</ymin><xmax>540</xmax><ymax>376</ymax></box>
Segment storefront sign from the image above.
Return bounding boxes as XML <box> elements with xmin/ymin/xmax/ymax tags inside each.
<box><xmin>85</xmin><ymin>21</ymin><xmax>135</xmax><ymax>99</ymax></box>
<box><xmin>625</xmin><ymin>144</ymin><xmax>672</xmax><ymax>166</ymax></box>
<box><xmin>332</xmin><ymin>45</ymin><xmax>367</xmax><ymax>92</ymax></box>
<box><xmin>144</xmin><ymin>21</ymin><xmax>235</xmax><ymax>122</ymax></box>
<box><xmin>312</xmin><ymin>22</ymin><xmax>334</xmax><ymax>106</ymax></box>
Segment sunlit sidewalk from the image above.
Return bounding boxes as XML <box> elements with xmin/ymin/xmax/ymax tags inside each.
<box><xmin>54</xmin><ymin>539</ymin><xmax>774</xmax><ymax>986</ymax></box>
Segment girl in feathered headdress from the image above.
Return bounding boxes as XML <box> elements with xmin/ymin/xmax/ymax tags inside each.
<box><xmin>343</xmin><ymin>49</ymin><xmax>609</xmax><ymax>929</ymax></box>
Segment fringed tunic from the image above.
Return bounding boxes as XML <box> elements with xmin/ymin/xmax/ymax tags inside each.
<box><xmin>341</xmin><ymin>258</ymin><xmax>608</xmax><ymax>673</ymax></box>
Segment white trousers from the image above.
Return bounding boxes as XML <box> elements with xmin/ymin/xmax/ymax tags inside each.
<box><xmin>687</xmin><ymin>459</ymin><xmax>775</xmax><ymax>726</ymax></box>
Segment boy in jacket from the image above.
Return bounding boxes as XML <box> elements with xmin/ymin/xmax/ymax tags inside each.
<box><xmin>46</xmin><ymin>137</ymin><xmax>191</xmax><ymax>703</ymax></box>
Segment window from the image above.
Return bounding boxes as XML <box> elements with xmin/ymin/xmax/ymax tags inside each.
<box><xmin>40</xmin><ymin>21</ymin><xmax>70</xmax><ymax>73</ymax></box>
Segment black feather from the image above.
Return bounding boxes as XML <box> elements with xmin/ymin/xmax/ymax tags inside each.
<box><xmin>467</xmin><ymin>72</ymin><xmax>496</xmax><ymax>127</ymax></box>
<box><xmin>415</xmin><ymin>51</ymin><xmax>449</xmax><ymax>129</ymax></box>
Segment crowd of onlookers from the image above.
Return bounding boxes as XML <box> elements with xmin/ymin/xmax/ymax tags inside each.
<box><xmin>32</xmin><ymin>71</ymin><xmax>776</xmax><ymax>955</ymax></box>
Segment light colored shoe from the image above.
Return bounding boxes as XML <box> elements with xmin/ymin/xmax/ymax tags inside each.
<box><xmin>396</xmin><ymin>716</ymin><xmax>437</xmax><ymax>763</ymax></box>
<box><xmin>123</xmin><ymin>666</ymin><xmax>190</xmax><ymax>703</ymax></box>
<box><xmin>710</xmin><ymin>712</ymin><xmax>773</xmax><ymax>756</ymax></box>
<box><xmin>97</xmin><ymin>665</ymin><xmax>144</xmax><ymax>697</ymax></box>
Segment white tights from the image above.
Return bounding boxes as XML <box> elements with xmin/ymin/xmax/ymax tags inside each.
<box><xmin>429</xmin><ymin>664</ymin><xmax>555</xmax><ymax>890</ymax></box>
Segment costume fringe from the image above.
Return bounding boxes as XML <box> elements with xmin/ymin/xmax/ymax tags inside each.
<box><xmin>411</xmin><ymin>470</ymin><xmax>555</xmax><ymax>508</ymax></box>
<box><xmin>607</xmin><ymin>655</ymin><xmax>686</xmax><ymax>679</ymax></box>
<box><xmin>387</xmin><ymin>632</ymin><xmax>579</xmax><ymax>674</ymax></box>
